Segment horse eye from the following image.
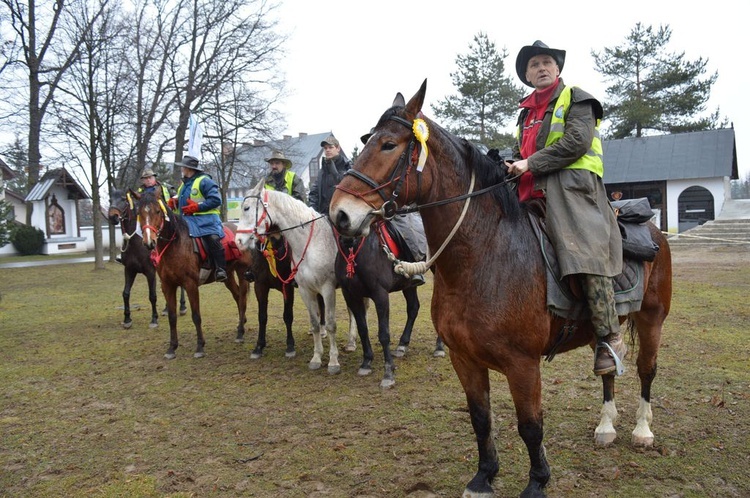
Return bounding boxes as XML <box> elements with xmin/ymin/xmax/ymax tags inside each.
<box><xmin>381</xmin><ymin>142</ymin><xmax>397</xmax><ymax>151</ymax></box>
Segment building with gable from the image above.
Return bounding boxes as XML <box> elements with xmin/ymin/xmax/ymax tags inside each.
<box><xmin>221</xmin><ymin>131</ymin><xmax>349</xmax><ymax>219</ymax></box>
<box><xmin>602</xmin><ymin>128</ymin><xmax>738</xmax><ymax>233</ymax></box>
<box><xmin>23</xmin><ymin>168</ymin><xmax>91</xmax><ymax>255</ymax></box>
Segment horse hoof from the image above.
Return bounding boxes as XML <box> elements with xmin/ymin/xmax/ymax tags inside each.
<box><xmin>595</xmin><ymin>431</ymin><xmax>617</xmax><ymax>446</ymax></box>
<box><xmin>164</xmin><ymin>353</ymin><xmax>176</xmax><ymax>360</ymax></box>
<box><xmin>149</xmin><ymin>322</ymin><xmax>158</xmax><ymax>329</ymax></box>
<box><xmin>250</xmin><ymin>352</ymin><xmax>262</xmax><ymax>360</ymax></box>
<box><xmin>358</xmin><ymin>367</ymin><xmax>372</xmax><ymax>376</ymax></box>
<box><xmin>321</xmin><ymin>331</ymin><xmax>328</xmax><ymax>339</ymax></box>
<box><xmin>309</xmin><ymin>361</ymin><xmax>322</xmax><ymax>370</ymax></box>
<box><xmin>328</xmin><ymin>365</ymin><xmax>341</xmax><ymax>375</ymax></box>
<box><xmin>380</xmin><ymin>378</ymin><xmax>396</xmax><ymax>389</ymax></box>
<box><xmin>122</xmin><ymin>321</ymin><xmax>133</xmax><ymax>329</ymax></box>
<box><xmin>180</xmin><ymin>308</ymin><xmax>188</xmax><ymax>316</ymax></box>
<box><xmin>194</xmin><ymin>352</ymin><xmax>206</xmax><ymax>359</ymax></box>
<box><xmin>285</xmin><ymin>351</ymin><xmax>296</xmax><ymax>358</ymax></box>
<box><xmin>393</xmin><ymin>345</ymin><xmax>407</xmax><ymax>358</ymax></box>
<box><xmin>433</xmin><ymin>349</ymin><xmax>446</xmax><ymax>358</ymax></box>
<box><xmin>632</xmin><ymin>434</ymin><xmax>654</xmax><ymax>447</ymax></box>
<box><xmin>234</xmin><ymin>337</ymin><xmax>244</xmax><ymax>344</ymax></box>
<box><xmin>345</xmin><ymin>341</ymin><xmax>357</xmax><ymax>352</ymax></box>
<box><xmin>160</xmin><ymin>310</ymin><xmax>167</xmax><ymax>317</ymax></box>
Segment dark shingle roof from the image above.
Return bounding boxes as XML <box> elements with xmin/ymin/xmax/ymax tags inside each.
<box><xmin>602</xmin><ymin>128</ymin><xmax>738</xmax><ymax>184</ymax></box>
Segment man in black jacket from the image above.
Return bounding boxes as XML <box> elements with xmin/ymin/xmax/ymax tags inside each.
<box><xmin>309</xmin><ymin>134</ymin><xmax>351</xmax><ymax>215</ymax></box>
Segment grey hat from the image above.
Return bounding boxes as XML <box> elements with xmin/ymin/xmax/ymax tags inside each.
<box><xmin>174</xmin><ymin>155</ymin><xmax>202</xmax><ymax>171</ymax></box>
<box><xmin>515</xmin><ymin>40</ymin><xmax>566</xmax><ymax>87</ymax></box>
<box><xmin>265</xmin><ymin>150</ymin><xmax>292</xmax><ymax>168</ymax></box>
<box><xmin>140</xmin><ymin>168</ymin><xmax>157</xmax><ymax>179</ymax></box>
<box><xmin>320</xmin><ymin>134</ymin><xmax>340</xmax><ymax>147</ymax></box>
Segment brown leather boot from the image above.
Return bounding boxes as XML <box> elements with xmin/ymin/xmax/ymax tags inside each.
<box><xmin>593</xmin><ymin>331</ymin><xmax>628</xmax><ymax>376</ymax></box>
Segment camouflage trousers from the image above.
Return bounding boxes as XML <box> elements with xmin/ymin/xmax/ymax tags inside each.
<box><xmin>581</xmin><ymin>274</ymin><xmax>620</xmax><ymax>339</ymax></box>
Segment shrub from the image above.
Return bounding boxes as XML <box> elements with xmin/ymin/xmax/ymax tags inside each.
<box><xmin>11</xmin><ymin>224</ymin><xmax>45</xmax><ymax>255</ymax></box>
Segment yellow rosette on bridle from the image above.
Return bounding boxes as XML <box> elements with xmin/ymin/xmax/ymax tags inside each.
<box><xmin>412</xmin><ymin>118</ymin><xmax>429</xmax><ymax>172</ymax></box>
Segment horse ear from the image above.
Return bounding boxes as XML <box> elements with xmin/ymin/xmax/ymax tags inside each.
<box><xmin>405</xmin><ymin>79</ymin><xmax>427</xmax><ymax>116</ymax></box>
<box><xmin>392</xmin><ymin>92</ymin><xmax>405</xmax><ymax>108</ymax></box>
<box><xmin>128</xmin><ymin>188</ymin><xmax>141</xmax><ymax>201</ymax></box>
<box><xmin>248</xmin><ymin>178</ymin><xmax>265</xmax><ymax>196</ymax></box>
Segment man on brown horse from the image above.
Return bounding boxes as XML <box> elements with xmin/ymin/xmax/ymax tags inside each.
<box><xmin>506</xmin><ymin>40</ymin><xmax>626</xmax><ymax>376</ymax></box>
<box><xmin>167</xmin><ymin>155</ymin><xmax>228</xmax><ymax>282</ymax></box>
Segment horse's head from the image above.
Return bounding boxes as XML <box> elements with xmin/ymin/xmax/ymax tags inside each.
<box><xmin>236</xmin><ymin>180</ymin><xmax>272</xmax><ymax>250</ymax></box>
<box><xmin>108</xmin><ymin>188</ymin><xmax>131</xmax><ymax>225</ymax></box>
<box><xmin>132</xmin><ymin>189</ymin><xmax>171</xmax><ymax>250</ymax></box>
<box><xmin>330</xmin><ymin>80</ymin><xmax>430</xmax><ymax>237</ymax></box>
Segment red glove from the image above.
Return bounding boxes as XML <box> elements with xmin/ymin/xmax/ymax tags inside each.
<box><xmin>167</xmin><ymin>197</ymin><xmax>178</xmax><ymax>210</ymax></box>
<box><xmin>181</xmin><ymin>198</ymin><xmax>200</xmax><ymax>215</ymax></box>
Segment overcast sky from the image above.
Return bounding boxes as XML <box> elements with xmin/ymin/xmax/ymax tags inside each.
<box><xmin>275</xmin><ymin>0</ymin><xmax>747</xmax><ymax>177</ymax></box>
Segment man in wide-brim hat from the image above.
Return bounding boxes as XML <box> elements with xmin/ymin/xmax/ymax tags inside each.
<box><xmin>263</xmin><ymin>150</ymin><xmax>306</xmax><ymax>204</ymax></box>
<box><xmin>505</xmin><ymin>40</ymin><xmax>625</xmax><ymax>377</ymax></box>
<box><xmin>168</xmin><ymin>154</ymin><xmax>228</xmax><ymax>282</ymax></box>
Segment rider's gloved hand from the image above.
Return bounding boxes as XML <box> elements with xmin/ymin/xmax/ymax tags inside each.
<box><xmin>181</xmin><ymin>199</ymin><xmax>200</xmax><ymax>215</ymax></box>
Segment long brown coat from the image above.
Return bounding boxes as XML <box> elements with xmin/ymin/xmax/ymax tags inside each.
<box><xmin>513</xmin><ymin>79</ymin><xmax>622</xmax><ymax>277</ymax></box>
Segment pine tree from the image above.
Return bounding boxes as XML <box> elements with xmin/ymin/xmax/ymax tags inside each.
<box><xmin>593</xmin><ymin>23</ymin><xmax>723</xmax><ymax>139</ymax></box>
<box><xmin>431</xmin><ymin>32</ymin><xmax>524</xmax><ymax>149</ymax></box>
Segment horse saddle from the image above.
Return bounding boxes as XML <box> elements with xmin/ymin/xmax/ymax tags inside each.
<box><xmin>193</xmin><ymin>226</ymin><xmax>244</xmax><ymax>268</ymax></box>
<box><xmin>526</xmin><ymin>198</ymin><xmax>655</xmax><ymax>321</ymax></box>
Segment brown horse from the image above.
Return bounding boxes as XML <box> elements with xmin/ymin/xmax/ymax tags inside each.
<box><xmin>329</xmin><ymin>80</ymin><xmax>672</xmax><ymax>497</ymax></box>
<box><xmin>107</xmin><ymin>188</ymin><xmax>160</xmax><ymax>329</ymax></box>
<box><xmin>132</xmin><ymin>190</ymin><xmax>251</xmax><ymax>359</ymax></box>
<box><xmin>108</xmin><ymin>189</ymin><xmax>187</xmax><ymax>329</ymax></box>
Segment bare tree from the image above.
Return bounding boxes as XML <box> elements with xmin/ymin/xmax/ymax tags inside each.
<box><xmin>167</xmin><ymin>0</ymin><xmax>286</xmax><ymax>211</ymax></box>
<box><xmin>51</xmin><ymin>0</ymin><xmax>124</xmax><ymax>268</ymax></box>
<box><xmin>0</xmin><ymin>0</ymin><xmax>109</xmax><ymax>223</ymax></box>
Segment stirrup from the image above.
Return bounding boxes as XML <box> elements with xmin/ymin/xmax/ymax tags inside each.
<box><xmin>595</xmin><ymin>342</ymin><xmax>626</xmax><ymax>376</ymax></box>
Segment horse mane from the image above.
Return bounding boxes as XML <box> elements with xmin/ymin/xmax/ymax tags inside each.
<box><xmin>138</xmin><ymin>190</ymin><xmax>188</xmax><ymax>238</ymax></box>
<box><xmin>377</xmin><ymin>107</ymin><xmax>523</xmax><ymax>223</ymax></box>
<box><xmin>265</xmin><ymin>188</ymin><xmax>320</xmax><ymax>227</ymax></box>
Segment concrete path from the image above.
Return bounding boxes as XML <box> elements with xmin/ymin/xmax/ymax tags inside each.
<box><xmin>0</xmin><ymin>255</ymin><xmax>111</xmax><ymax>269</ymax></box>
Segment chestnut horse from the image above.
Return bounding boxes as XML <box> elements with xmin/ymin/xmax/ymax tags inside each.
<box><xmin>133</xmin><ymin>190</ymin><xmax>251</xmax><ymax>359</ymax></box>
<box><xmin>329</xmin><ymin>80</ymin><xmax>672</xmax><ymax>497</ymax></box>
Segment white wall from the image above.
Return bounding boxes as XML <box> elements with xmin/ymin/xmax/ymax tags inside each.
<box><xmin>665</xmin><ymin>176</ymin><xmax>728</xmax><ymax>233</ymax></box>
<box><xmin>0</xmin><ymin>225</ymin><xmax>123</xmax><ymax>256</ymax></box>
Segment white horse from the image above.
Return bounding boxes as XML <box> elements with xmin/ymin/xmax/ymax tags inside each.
<box><xmin>235</xmin><ymin>186</ymin><xmax>357</xmax><ymax>374</ymax></box>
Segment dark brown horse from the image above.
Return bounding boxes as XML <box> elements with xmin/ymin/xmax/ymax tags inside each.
<box><xmin>329</xmin><ymin>80</ymin><xmax>672</xmax><ymax>497</ymax></box>
<box><xmin>132</xmin><ymin>190</ymin><xmax>251</xmax><ymax>359</ymax></box>
<box><xmin>108</xmin><ymin>189</ymin><xmax>186</xmax><ymax>329</ymax></box>
<box><xmin>334</xmin><ymin>222</ymin><xmax>445</xmax><ymax>388</ymax></box>
<box><xmin>244</xmin><ymin>237</ymin><xmax>296</xmax><ymax>359</ymax></box>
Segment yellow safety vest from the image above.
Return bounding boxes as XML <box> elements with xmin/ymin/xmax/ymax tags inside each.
<box><xmin>265</xmin><ymin>170</ymin><xmax>296</xmax><ymax>196</ymax></box>
<box><xmin>545</xmin><ymin>86</ymin><xmax>604</xmax><ymax>177</ymax></box>
<box><xmin>177</xmin><ymin>175</ymin><xmax>220</xmax><ymax>215</ymax></box>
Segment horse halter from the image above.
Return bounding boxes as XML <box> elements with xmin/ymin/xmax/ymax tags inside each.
<box><xmin>139</xmin><ymin>197</ymin><xmax>171</xmax><ymax>243</ymax></box>
<box><xmin>338</xmin><ymin>115</ymin><xmax>419</xmax><ymax>220</ymax></box>
<box><xmin>236</xmin><ymin>191</ymin><xmax>273</xmax><ymax>241</ymax></box>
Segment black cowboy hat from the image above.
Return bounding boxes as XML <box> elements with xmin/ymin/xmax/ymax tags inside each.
<box><xmin>515</xmin><ymin>40</ymin><xmax>566</xmax><ymax>87</ymax></box>
<box><xmin>174</xmin><ymin>155</ymin><xmax>202</xmax><ymax>171</ymax></box>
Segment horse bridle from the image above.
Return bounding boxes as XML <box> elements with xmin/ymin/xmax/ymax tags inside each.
<box><xmin>337</xmin><ymin>115</ymin><xmax>420</xmax><ymax>220</ymax></box>
<box><xmin>338</xmin><ymin>114</ymin><xmax>521</xmax><ymax>218</ymax></box>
